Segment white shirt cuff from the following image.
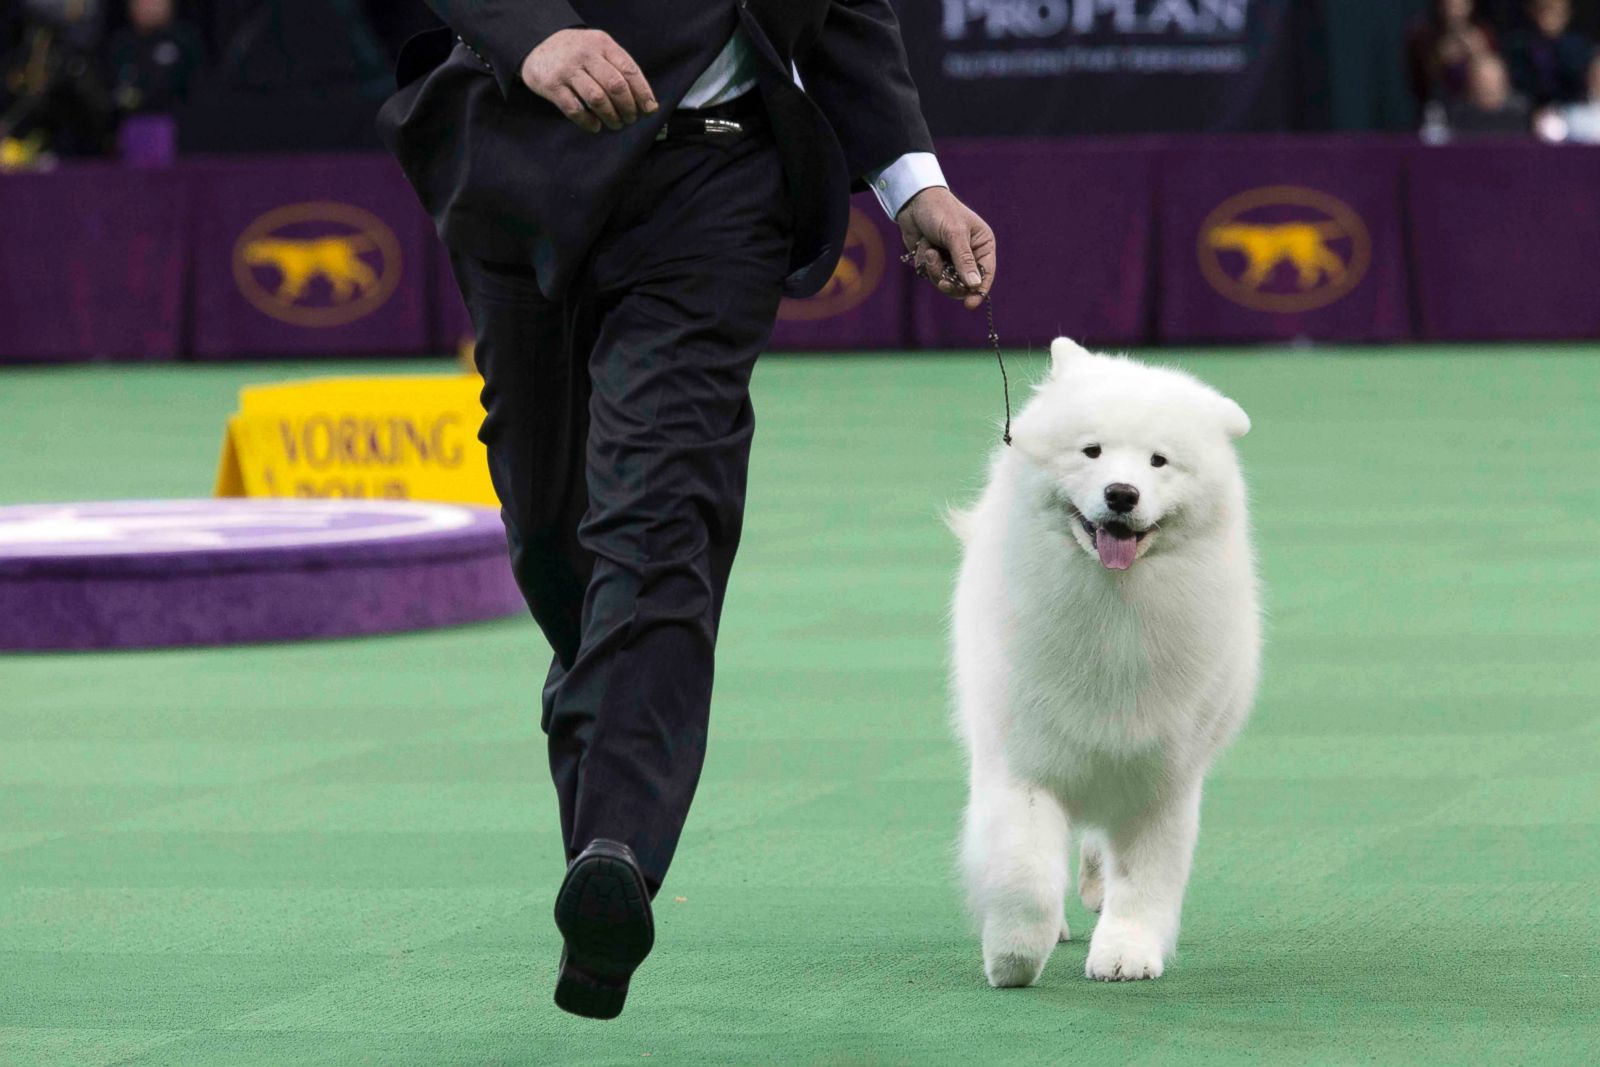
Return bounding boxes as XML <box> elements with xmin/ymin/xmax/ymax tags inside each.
<box><xmin>867</xmin><ymin>152</ymin><xmax>947</xmax><ymax>219</ymax></box>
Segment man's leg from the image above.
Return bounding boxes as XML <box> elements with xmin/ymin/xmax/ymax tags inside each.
<box><xmin>448</xmin><ymin>252</ymin><xmax>598</xmax><ymax>851</ymax></box>
<box><xmin>549</xmin><ymin>125</ymin><xmax>793</xmax><ymax>891</ymax></box>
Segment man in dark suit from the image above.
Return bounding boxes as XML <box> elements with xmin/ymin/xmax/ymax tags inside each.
<box><xmin>379</xmin><ymin>0</ymin><xmax>995</xmax><ymax>1019</ymax></box>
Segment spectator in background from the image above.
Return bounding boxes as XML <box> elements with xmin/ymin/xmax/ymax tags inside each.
<box><xmin>108</xmin><ymin>0</ymin><xmax>203</xmax><ymax>116</ymax></box>
<box><xmin>1408</xmin><ymin>0</ymin><xmax>1500</xmax><ymax>107</ymax></box>
<box><xmin>1505</xmin><ymin>0</ymin><xmax>1594</xmax><ymax>105</ymax></box>
<box><xmin>1537</xmin><ymin>54</ymin><xmax>1600</xmax><ymax>141</ymax></box>
<box><xmin>1447</xmin><ymin>53</ymin><xmax>1533</xmax><ymax>134</ymax></box>
<box><xmin>0</xmin><ymin>0</ymin><xmax>111</xmax><ymax>159</ymax></box>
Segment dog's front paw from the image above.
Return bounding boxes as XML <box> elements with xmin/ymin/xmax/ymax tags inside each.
<box><xmin>981</xmin><ymin>911</ymin><xmax>1058</xmax><ymax>988</ymax></box>
<box><xmin>1084</xmin><ymin>921</ymin><xmax>1165</xmax><ymax>981</ymax></box>
<box><xmin>985</xmin><ymin>949</ymin><xmax>1048</xmax><ymax>988</ymax></box>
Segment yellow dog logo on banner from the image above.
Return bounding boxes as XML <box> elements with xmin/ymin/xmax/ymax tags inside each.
<box><xmin>233</xmin><ymin>202</ymin><xmax>402</xmax><ymax>328</ymax></box>
<box><xmin>1198</xmin><ymin>187</ymin><xmax>1371</xmax><ymax>314</ymax></box>
<box><xmin>778</xmin><ymin>205</ymin><xmax>886</xmax><ymax>322</ymax></box>
<box><xmin>1207</xmin><ymin>222</ymin><xmax>1349</xmax><ymax>292</ymax></box>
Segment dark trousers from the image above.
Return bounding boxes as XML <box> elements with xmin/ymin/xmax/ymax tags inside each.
<box><xmin>450</xmin><ymin>121</ymin><xmax>792</xmax><ymax>891</ymax></box>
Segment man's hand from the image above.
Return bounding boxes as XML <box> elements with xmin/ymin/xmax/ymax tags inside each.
<box><xmin>896</xmin><ymin>187</ymin><xmax>997</xmax><ymax>311</ymax></box>
<box><xmin>521</xmin><ymin>29</ymin><xmax>658</xmax><ymax>134</ymax></box>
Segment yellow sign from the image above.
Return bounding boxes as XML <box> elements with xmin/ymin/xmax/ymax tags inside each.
<box><xmin>777</xmin><ymin>205</ymin><xmax>887</xmax><ymax>321</ymax></box>
<box><xmin>215</xmin><ymin>375</ymin><xmax>496</xmax><ymax>505</ymax></box>
<box><xmin>233</xmin><ymin>201</ymin><xmax>403</xmax><ymax>328</ymax></box>
<box><xmin>1198</xmin><ymin>186</ymin><xmax>1371</xmax><ymax>314</ymax></box>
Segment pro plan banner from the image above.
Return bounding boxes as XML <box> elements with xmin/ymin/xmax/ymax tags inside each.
<box><xmin>900</xmin><ymin>0</ymin><xmax>1303</xmax><ymax>135</ymax></box>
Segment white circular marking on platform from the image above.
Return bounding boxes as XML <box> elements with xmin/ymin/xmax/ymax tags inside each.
<box><xmin>0</xmin><ymin>499</ymin><xmax>476</xmax><ymax>557</ymax></box>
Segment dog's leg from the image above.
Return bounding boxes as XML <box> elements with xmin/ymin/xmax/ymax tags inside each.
<box><xmin>1084</xmin><ymin>782</ymin><xmax>1201</xmax><ymax>982</ymax></box>
<box><xmin>1077</xmin><ymin>829</ymin><xmax>1106</xmax><ymax>913</ymax></box>
<box><xmin>964</xmin><ymin>779</ymin><xmax>1070</xmax><ymax>988</ymax></box>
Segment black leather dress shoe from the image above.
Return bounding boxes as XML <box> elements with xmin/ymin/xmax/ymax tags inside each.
<box><xmin>553</xmin><ymin>839</ymin><xmax>655</xmax><ymax>1020</ymax></box>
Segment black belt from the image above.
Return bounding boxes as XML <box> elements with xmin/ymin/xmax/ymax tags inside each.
<box><xmin>655</xmin><ymin>93</ymin><xmax>766</xmax><ymax>141</ymax></box>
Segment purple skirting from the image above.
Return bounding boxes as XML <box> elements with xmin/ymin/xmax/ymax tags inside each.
<box><xmin>0</xmin><ymin>500</ymin><xmax>524</xmax><ymax>651</ymax></box>
<box><xmin>3</xmin><ymin>137</ymin><xmax>1598</xmax><ymax>361</ymax></box>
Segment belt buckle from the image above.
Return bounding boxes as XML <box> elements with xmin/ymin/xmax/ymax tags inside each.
<box><xmin>655</xmin><ymin>116</ymin><xmax>746</xmax><ymax>142</ymax></box>
<box><xmin>701</xmin><ymin>117</ymin><xmax>744</xmax><ymax>139</ymax></box>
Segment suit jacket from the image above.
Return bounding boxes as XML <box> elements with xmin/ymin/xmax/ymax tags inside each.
<box><xmin>377</xmin><ymin>1</ymin><xmax>933</xmax><ymax>299</ymax></box>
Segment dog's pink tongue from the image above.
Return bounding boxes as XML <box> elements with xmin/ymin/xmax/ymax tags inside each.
<box><xmin>1095</xmin><ymin>528</ymin><xmax>1138</xmax><ymax>570</ymax></box>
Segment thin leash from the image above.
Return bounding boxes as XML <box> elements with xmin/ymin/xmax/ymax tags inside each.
<box><xmin>900</xmin><ymin>252</ymin><xmax>1012</xmax><ymax>446</ymax></box>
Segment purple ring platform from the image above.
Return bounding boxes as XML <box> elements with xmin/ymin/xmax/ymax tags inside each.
<box><xmin>0</xmin><ymin>499</ymin><xmax>525</xmax><ymax>651</ymax></box>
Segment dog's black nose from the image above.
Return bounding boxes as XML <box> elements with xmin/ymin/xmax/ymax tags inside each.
<box><xmin>1104</xmin><ymin>483</ymin><xmax>1140</xmax><ymax>514</ymax></box>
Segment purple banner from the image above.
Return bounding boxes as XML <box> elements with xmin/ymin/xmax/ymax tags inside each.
<box><xmin>6</xmin><ymin>141</ymin><xmax>1600</xmax><ymax>362</ymax></box>
<box><xmin>1155</xmin><ymin>137</ymin><xmax>1411</xmax><ymax>344</ymax></box>
<box><xmin>769</xmin><ymin>195</ymin><xmax>911</xmax><ymax>351</ymax></box>
<box><xmin>913</xmin><ymin>141</ymin><xmax>1156</xmax><ymax>349</ymax></box>
<box><xmin>187</xmin><ymin>155</ymin><xmax>433</xmax><ymax>359</ymax></box>
<box><xmin>0</xmin><ymin>166</ymin><xmax>185</xmax><ymax>362</ymax></box>
<box><xmin>1408</xmin><ymin>143</ymin><xmax>1600</xmax><ymax>341</ymax></box>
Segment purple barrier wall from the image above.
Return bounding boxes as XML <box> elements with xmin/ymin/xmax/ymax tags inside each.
<box><xmin>187</xmin><ymin>156</ymin><xmax>434</xmax><ymax>359</ymax></box>
<box><xmin>913</xmin><ymin>141</ymin><xmax>1157</xmax><ymax>350</ymax></box>
<box><xmin>770</xmin><ymin>196</ymin><xmax>910</xmax><ymax>351</ymax></box>
<box><xmin>3</xmin><ymin>140</ymin><xmax>1599</xmax><ymax>363</ymax></box>
<box><xmin>1154</xmin><ymin>137</ymin><xmax>1412</xmax><ymax>344</ymax></box>
<box><xmin>0</xmin><ymin>166</ymin><xmax>185</xmax><ymax>362</ymax></box>
<box><xmin>1408</xmin><ymin>142</ymin><xmax>1600</xmax><ymax>341</ymax></box>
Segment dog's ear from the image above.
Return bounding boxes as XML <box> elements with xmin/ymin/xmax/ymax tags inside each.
<box><xmin>1215</xmin><ymin>395</ymin><xmax>1251</xmax><ymax>439</ymax></box>
<box><xmin>1049</xmin><ymin>337</ymin><xmax>1089</xmax><ymax>375</ymax></box>
<box><xmin>1005</xmin><ymin>403</ymin><xmax>1056</xmax><ymax>466</ymax></box>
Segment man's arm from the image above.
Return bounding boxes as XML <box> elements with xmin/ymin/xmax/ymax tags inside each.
<box><xmin>423</xmin><ymin>0</ymin><xmax>584</xmax><ymax>99</ymax></box>
<box><xmin>422</xmin><ymin>2</ymin><xmax>657</xmax><ymax>131</ymax></box>
<box><xmin>797</xmin><ymin>0</ymin><xmax>996</xmax><ymax>308</ymax></box>
<box><xmin>865</xmin><ymin>153</ymin><xmax>947</xmax><ymax>221</ymax></box>
<box><xmin>795</xmin><ymin>0</ymin><xmax>933</xmax><ymax>181</ymax></box>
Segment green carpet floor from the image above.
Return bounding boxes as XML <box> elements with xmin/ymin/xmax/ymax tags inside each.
<box><xmin>1</xmin><ymin>348</ymin><xmax>1598</xmax><ymax>1065</ymax></box>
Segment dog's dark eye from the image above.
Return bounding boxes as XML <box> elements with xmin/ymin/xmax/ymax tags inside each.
<box><xmin>1151</xmin><ymin>454</ymin><xmax>1168</xmax><ymax>468</ymax></box>
<box><xmin>1082</xmin><ymin>446</ymin><xmax>1101</xmax><ymax>459</ymax></box>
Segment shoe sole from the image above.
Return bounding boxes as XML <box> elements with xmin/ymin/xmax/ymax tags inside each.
<box><xmin>553</xmin><ymin>854</ymin><xmax>654</xmax><ymax>1020</ymax></box>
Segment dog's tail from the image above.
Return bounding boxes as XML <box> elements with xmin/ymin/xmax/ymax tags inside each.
<box><xmin>944</xmin><ymin>505</ymin><xmax>977</xmax><ymax>543</ymax></box>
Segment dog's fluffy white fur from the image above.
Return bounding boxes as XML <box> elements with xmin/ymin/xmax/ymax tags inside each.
<box><xmin>951</xmin><ymin>338</ymin><xmax>1260</xmax><ymax>985</ymax></box>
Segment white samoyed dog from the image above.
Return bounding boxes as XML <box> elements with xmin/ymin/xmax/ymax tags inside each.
<box><xmin>950</xmin><ymin>338</ymin><xmax>1260</xmax><ymax>986</ymax></box>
